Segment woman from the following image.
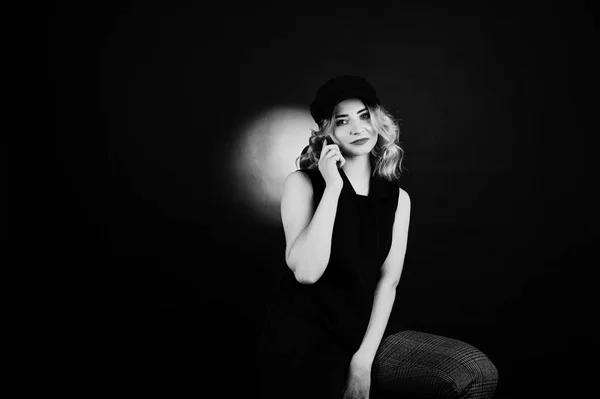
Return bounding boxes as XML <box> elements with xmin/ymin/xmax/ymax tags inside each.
<box><xmin>257</xmin><ymin>76</ymin><xmax>498</xmax><ymax>399</ymax></box>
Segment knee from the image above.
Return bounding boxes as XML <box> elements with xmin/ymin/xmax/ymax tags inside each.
<box><xmin>373</xmin><ymin>332</ymin><xmax>498</xmax><ymax>398</ymax></box>
<box><xmin>454</xmin><ymin>348</ymin><xmax>498</xmax><ymax>397</ymax></box>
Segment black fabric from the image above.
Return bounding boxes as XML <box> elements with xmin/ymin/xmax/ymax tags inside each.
<box><xmin>310</xmin><ymin>75</ymin><xmax>381</xmax><ymax>124</ymax></box>
<box><xmin>258</xmin><ymin>166</ymin><xmax>400</xmax><ymax>398</ymax></box>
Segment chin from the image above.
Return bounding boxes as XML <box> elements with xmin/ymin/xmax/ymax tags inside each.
<box><xmin>344</xmin><ymin>146</ymin><xmax>375</xmax><ymax>157</ymax></box>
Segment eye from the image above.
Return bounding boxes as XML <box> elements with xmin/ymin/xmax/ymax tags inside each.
<box><xmin>360</xmin><ymin>112</ymin><xmax>371</xmax><ymax>120</ymax></box>
<box><xmin>335</xmin><ymin>119</ymin><xmax>347</xmax><ymax>127</ymax></box>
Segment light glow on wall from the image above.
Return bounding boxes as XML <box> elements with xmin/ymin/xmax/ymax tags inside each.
<box><xmin>232</xmin><ymin>107</ymin><xmax>315</xmax><ymax>225</ymax></box>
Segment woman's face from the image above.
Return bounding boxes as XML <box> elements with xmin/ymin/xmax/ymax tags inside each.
<box><xmin>330</xmin><ymin>98</ymin><xmax>377</xmax><ymax>157</ymax></box>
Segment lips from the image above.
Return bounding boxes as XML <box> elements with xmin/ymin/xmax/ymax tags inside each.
<box><xmin>350</xmin><ymin>138</ymin><xmax>369</xmax><ymax>145</ymax></box>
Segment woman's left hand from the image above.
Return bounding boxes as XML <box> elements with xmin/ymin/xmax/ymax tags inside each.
<box><xmin>342</xmin><ymin>357</ymin><xmax>371</xmax><ymax>399</ymax></box>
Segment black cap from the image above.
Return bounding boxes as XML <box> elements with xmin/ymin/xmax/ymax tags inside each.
<box><xmin>310</xmin><ymin>75</ymin><xmax>380</xmax><ymax>125</ymax></box>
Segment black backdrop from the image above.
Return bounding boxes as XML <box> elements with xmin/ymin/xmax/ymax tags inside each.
<box><xmin>15</xmin><ymin>1</ymin><xmax>597</xmax><ymax>397</ymax></box>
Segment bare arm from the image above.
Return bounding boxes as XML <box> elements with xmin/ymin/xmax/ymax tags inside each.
<box><xmin>281</xmin><ymin>170</ymin><xmax>343</xmax><ymax>284</ymax></box>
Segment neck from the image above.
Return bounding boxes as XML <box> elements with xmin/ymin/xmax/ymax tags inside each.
<box><xmin>342</xmin><ymin>154</ymin><xmax>372</xmax><ymax>185</ymax></box>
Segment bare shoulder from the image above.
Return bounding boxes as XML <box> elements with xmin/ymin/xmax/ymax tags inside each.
<box><xmin>396</xmin><ymin>187</ymin><xmax>411</xmax><ymax>213</ymax></box>
<box><xmin>398</xmin><ymin>187</ymin><xmax>410</xmax><ymax>202</ymax></box>
<box><xmin>281</xmin><ymin>170</ymin><xmax>315</xmax><ymax>225</ymax></box>
<box><xmin>283</xmin><ymin>170</ymin><xmax>313</xmax><ymax>194</ymax></box>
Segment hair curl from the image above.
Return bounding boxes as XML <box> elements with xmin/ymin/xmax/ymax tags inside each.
<box><xmin>296</xmin><ymin>103</ymin><xmax>406</xmax><ymax>183</ymax></box>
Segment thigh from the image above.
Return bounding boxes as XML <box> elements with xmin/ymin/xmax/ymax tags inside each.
<box><xmin>371</xmin><ymin>330</ymin><xmax>498</xmax><ymax>399</ymax></box>
<box><xmin>258</xmin><ymin>350</ymin><xmax>348</xmax><ymax>399</ymax></box>
<box><xmin>257</xmin><ymin>311</ymin><xmax>350</xmax><ymax>399</ymax></box>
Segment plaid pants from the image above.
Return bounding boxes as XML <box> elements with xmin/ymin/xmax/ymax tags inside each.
<box><xmin>371</xmin><ymin>330</ymin><xmax>498</xmax><ymax>398</ymax></box>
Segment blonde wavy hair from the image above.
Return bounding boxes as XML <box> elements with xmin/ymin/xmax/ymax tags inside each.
<box><xmin>296</xmin><ymin>103</ymin><xmax>406</xmax><ymax>183</ymax></box>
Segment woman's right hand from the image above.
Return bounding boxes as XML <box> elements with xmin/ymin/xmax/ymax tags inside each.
<box><xmin>318</xmin><ymin>137</ymin><xmax>345</xmax><ymax>189</ymax></box>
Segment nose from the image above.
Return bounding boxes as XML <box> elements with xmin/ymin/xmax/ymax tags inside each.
<box><xmin>350</xmin><ymin>119</ymin><xmax>366</xmax><ymax>135</ymax></box>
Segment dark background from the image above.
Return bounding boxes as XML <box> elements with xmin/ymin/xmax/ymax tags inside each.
<box><xmin>14</xmin><ymin>1</ymin><xmax>597</xmax><ymax>397</ymax></box>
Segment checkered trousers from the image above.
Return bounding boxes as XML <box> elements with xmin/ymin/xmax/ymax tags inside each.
<box><xmin>371</xmin><ymin>330</ymin><xmax>498</xmax><ymax>399</ymax></box>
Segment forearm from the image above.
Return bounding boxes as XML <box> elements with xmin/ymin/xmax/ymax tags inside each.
<box><xmin>353</xmin><ymin>279</ymin><xmax>397</xmax><ymax>368</ymax></box>
<box><xmin>287</xmin><ymin>183</ymin><xmax>343</xmax><ymax>283</ymax></box>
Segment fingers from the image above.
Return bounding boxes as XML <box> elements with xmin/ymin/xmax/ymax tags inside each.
<box><xmin>318</xmin><ymin>137</ymin><xmax>345</xmax><ymax>168</ymax></box>
<box><xmin>325</xmin><ymin>149</ymin><xmax>342</xmax><ymax>161</ymax></box>
<box><xmin>321</xmin><ymin>146</ymin><xmax>341</xmax><ymax>160</ymax></box>
<box><xmin>324</xmin><ymin>150</ymin><xmax>345</xmax><ymax>167</ymax></box>
<box><xmin>319</xmin><ymin>138</ymin><xmax>329</xmax><ymax>160</ymax></box>
<box><xmin>319</xmin><ymin>138</ymin><xmax>340</xmax><ymax>161</ymax></box>
<box><xmin>324</xmin><ymin>150</ymin><xmax>340</xmax><ymax>159</ymax></box>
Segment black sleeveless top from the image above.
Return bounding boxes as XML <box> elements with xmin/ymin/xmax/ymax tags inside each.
<box><xmin>262</xmin><ymin>166</ymin><xmax>400</xmax><ymax>359</ymax></box>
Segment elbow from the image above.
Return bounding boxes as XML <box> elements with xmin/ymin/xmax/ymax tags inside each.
<box><xmin>380</xmin><ymin>275</ymin><xmax>400</xmax><ymax>291</ymax></box>
<box><xmin>295</xmin><ymin>272</ymin><xmax>319</xmax><ymax>285</ymax></box>
<box><xmin>293</xmin><ymin>264</ymin><xmax>323</xmax><ymax>285</ymax></box>
<box><xmin>286</xmin><ymin>257</ymin><xmax>323</xmax><ymax>285</ymax></box>
<box><xmin>380</xmin><ymin>262</ymin><xmax>403</xmax><ymax>291</ymax></box>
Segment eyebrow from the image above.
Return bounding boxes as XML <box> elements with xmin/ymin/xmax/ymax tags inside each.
<box><xmin>335</xmin><ymin>107</ymin><xmax>368</xmax><ymax>119</ymax></box>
